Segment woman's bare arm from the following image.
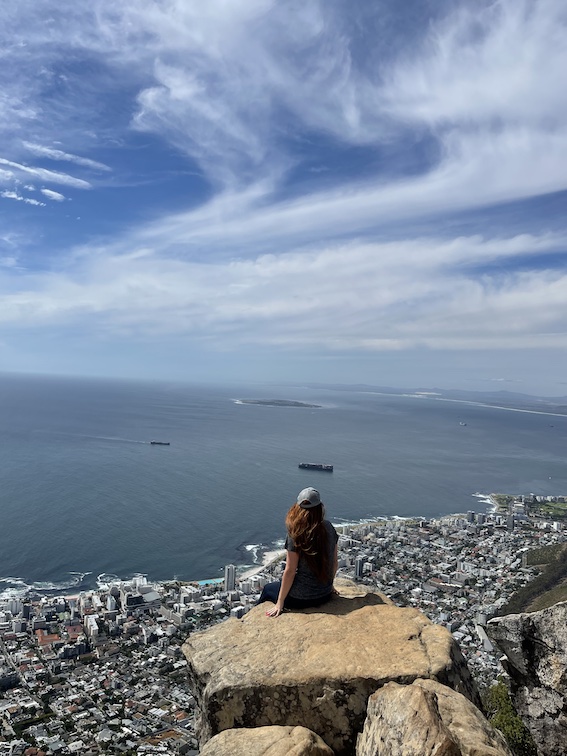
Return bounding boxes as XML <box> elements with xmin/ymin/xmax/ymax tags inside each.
<box><xmin>332</xmin><ymin>543</ymin><xmax>338</xmax><ymax>579</ymax></box>
<box><xmin>266</xmin><ymin>550</ymin><xmax>299</xmax><ymax>617</ymax></box>
<box><xmin>329</xmin><ymin>543</ymin><xmax>339</xmax><ymax>594</ymax></box>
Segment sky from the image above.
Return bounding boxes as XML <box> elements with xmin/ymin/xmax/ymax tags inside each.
<box><xmin>1</xmin><ymin>0</ymin><xmax>567</xmax><ymax>395</ymax></box>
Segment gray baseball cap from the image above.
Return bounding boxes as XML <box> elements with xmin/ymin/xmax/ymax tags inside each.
<box><xmin>296</xmin><ymin>487</ymin><xmax>321</xmax><ymax>508</ymax></box>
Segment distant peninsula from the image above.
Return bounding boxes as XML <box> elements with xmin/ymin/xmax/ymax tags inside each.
<box><xmin>302</xmin><ymin>383</ymin><xmax>567</xmax><ymax>416</ymax></box>
<box><xmin>237</xmin><ymin>399</ymin><xmax>322</xmax><ymax>408</ymax></box>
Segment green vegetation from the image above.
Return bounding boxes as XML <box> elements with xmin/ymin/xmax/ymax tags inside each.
<box><xmin>490</xmin><ymin>492</ymin><xmax>567</xmax><ymax>519</ymax></box>
<box><xmin>61</xmin><ymin>716</ymin><xmax>75</xmax><ymax>732</ymax></box>
<box><xmin>525</xmin><ymin>542</ymin><xmax>565</xmax><ymax>566</ymax></box>
<box><xmin>78</xmin><ymin>653</ymin><xmax>97</xmax><ymax>665</ymax></box>
<box><xmin>13</xmin><ymin>712</ymin><xmax>52</xmax><ymax>737</ymax></box>
<box><xmin>499</xmin><ymin>544</ymin><xmax>567</xmax><ymax>615</ymax></box>
<box><xmin>537</xmin><ymin>501</ymin><xmax>567</xmax><ymax>518</ymax></box>
<box><xmin>492</xmin><ymin>494</ymin><xmax>515</xmax><ymax>511</ymax></box>
<box><xmin>527</xmin><ymin>582</ymin><xmax>567</xmax><ymax>612</ymax></box>
<box><xmin>483</xmin><ymin>680</ymin><xmax>537</xmax><ymax>756</ymax></box>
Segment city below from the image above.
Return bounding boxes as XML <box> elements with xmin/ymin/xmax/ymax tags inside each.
<box><xmin>1</xmin><ymin>493</ymin><xmax>566</xmax><ymax>755</ymax></box>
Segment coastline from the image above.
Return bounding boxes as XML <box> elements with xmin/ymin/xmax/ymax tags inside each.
<box><xmin>0</xmin><ymin>492</ymin><xmax>539</xmax><ymax>600</ymax></box>
<box><xmin>0</xmin><ymin>513</ymin><xmax>482</xmax><ymax>600</ymax></box>
<box><xmin>472</xmin><ymin>492</ymin><xmax>497</xmax><ymax>512</ymax></box>
<box><xmin>239</xmin><ymin>549</ymin><xmax>286</xmax><ymax>580</ymax></box>
<box><xmin>3</xmin><ymin>378</ymin><xmax>566</xmax><ymax>604</ymax></box>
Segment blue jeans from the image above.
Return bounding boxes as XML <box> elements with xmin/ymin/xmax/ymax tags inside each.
<box><xmin>257</xmin><ymin>581</ymin><xmax>332</xmax><ymax>609</ymax></box>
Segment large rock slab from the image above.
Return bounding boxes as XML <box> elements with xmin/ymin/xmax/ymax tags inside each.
<box><xmin>487</xmin><ymin>601</ymin><xmax>567</xmax><ymax>756</ymax></box>
<box><xmin>183</xmin><ymin>582</ymin><xmax>480</xmax><ymax>755</ymax></box>
<box><xmin>200</xmin><ymin>725</ymin><xmax>335</xmax><ymax>755</ymax></box>
<box><xmin>357</xmin><ymin>679</ymin><xmax>512</xmax><ymax>756</ymax></box>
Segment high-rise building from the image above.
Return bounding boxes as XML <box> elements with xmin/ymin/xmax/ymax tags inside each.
<box><xmin>8</xmin><ymin>599</ymin><xmax>22</xmax><ymax>615</ymax></box>
<box><xmin>355</xmin><ymin>556</ymin><xmax>364</xmax><ymax>580</ymax></box>
<box><xmin>224</xmin><ymin>564</ymin><xmax>236</xmax><ymax>592</ymax></box>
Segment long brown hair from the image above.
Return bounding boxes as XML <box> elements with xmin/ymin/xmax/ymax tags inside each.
<box><xmin>286</xmin><ymin>503</ymin><xmax>330</xmax><ymax>582</ymax></box>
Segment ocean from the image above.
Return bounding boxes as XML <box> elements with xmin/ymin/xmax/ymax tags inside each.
<box><xmin>1</xmin><ymin>373</ymin><xmax>566</xmax><ymax>598</ymax></box>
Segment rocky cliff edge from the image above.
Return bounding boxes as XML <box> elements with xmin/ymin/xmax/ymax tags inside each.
<box><xmin>183</xmin><ymin>580</ymin><xmax>510</xmax><ymax>755</ymax></box>
<box><xmin>487</xmin><ymin>600</ymin><xmax>567</xmax><ymax>756</ymax></box>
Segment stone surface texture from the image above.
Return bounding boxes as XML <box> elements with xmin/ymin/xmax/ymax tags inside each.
<box><xmin>199</xmin><ymin>725</ymin><xmax>335</xmax><ymax>755</ymax></box>
<box><xmin>183</xmin><ymin>580</ymin><xmax>480</xmax><ymax>755</ymax></box>
<box><xmin>487</xmin><ymin>601</ymin><xmax>567</xmax><ymax>756</ymax></box>
<box><xmin>356</xmin><ymin>679</ymin><xmax>512</xmax><ymax>756</ymax></box>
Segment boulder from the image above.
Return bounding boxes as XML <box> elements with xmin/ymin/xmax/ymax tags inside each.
<box><xmin>183</xmin><ymin>580</ymin><xmax>480</xmax><ymax>755</ymax></box>
<box><xmin>199</xmin><ymin>725</ymin><xmax>335</xmax><ymax>755</ymax></box>
<box><xmin>356</xmin><ymin>679</ymin><xmax>512</xmax><ymax>756</ymax></box>
<box><xmin>487</xmin><ymin>601</ymin><xmax>567</xmax><ymax>756</ymax></box>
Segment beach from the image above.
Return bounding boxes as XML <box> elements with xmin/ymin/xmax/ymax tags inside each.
<box><xmin>239</xmin><ymin>549</ymin><xmax>286</xmax><ymax>580</ymax></box>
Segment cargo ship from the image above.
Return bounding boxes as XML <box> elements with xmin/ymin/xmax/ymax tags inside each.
<box><xmin>298</xmin><ymin>463</ymin><xmax>333</xmax><ymax>472</ymax></box>
<box><xmin>150</xmin><ymin>440</ymin><xmax>170</xmax><ymax>445</ymax></box>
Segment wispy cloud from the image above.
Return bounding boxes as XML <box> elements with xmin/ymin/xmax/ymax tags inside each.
<box><xmin>0</xmin><ymin>1</ymin><xmax>566</xmax><ymax>384</ymax></box>
<box><xmin>40</xmin><ymin>188</ymin><xmax>66</xmax><ymax>202</ymax></box>
<box><xmin>383</xmin><ymin>0</ymin><xmax>567</xmax><ymax>128</ymax></box>
<box><xmin>1</xmin><ymin>190</ymin><xmax>45</xmax><ymax>207</ymax></box>
<box><xmin>2</xmin><ymin>0</ymin><xmax>566</xmax><ymax>200</ymax></box>
<box><xmin>23</xmin><ymin>142</ymin><xmax>111</xmax><ymax>172</ymax></box>
<box><xmin>0</xmin><ymin>158</ymin><xmax>91</xmax><ymax>189</ymax></box>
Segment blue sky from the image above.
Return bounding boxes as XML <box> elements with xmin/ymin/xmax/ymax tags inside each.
<box><xmin>1</xmin><ymin>0</ymin><xmax>567</xmax><ymax>395</ymax></box>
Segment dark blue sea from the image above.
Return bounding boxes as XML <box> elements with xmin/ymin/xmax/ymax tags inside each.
<box><xmin>1</xmin><ymin>373</ymin><xmax>566</xmax><ymax>598</ymax></box>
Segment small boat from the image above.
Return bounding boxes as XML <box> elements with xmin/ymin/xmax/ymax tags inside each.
<box><xmin>459</xmin><ymin>422</ymin><xmax>467</xmax><ymax>426</ymax></box>
<box><xmin>150</xmin><ymin>440</ymin><xmax>170</xmax><ymax>445</ymax></box>
<box><xmin>298</xmin><ymin>463</ymin><xmax>333</xmax><ymax>472</ymax></box>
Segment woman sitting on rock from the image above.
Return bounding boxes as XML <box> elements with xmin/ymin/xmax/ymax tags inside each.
<box><xmin>258</xmin><ymin>487</ymin><xmax>339</xmax><ymax>617</ymax></box>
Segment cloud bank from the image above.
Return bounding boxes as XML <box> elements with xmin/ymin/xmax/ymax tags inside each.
<box><xmin>0</xmin><ymin>0</ymin><xmax>566</xmax><ymax>385</ymax></box>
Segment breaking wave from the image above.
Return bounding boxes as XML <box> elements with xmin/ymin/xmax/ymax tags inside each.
<box><xmin>0</xmin><ymin>571</ymin><xmax>92</xmax><ymax>600</ymax></box>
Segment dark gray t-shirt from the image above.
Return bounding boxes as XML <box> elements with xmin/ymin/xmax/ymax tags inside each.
<box><xmin>285</xmin><ymin>520</ymin><xmax>338</xmax><ymax>600</ymax></box>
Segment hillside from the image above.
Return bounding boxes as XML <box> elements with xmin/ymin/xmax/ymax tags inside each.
<box><xmin>498</xmin><ymin>543</ymin><xmax>567</xmax><ymax>615</ymax></box>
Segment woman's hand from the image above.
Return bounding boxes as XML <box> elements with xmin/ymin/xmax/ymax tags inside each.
<box><xmin>266</xmin><ymin>602</ymin><xmax>284</xmax><ymax>617</ymax></box>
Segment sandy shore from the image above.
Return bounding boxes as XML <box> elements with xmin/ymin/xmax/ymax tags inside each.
<box><xmin>239</xmin><ymin>549</ymin><xmax>285</xmax><ymax>580</ymax></box>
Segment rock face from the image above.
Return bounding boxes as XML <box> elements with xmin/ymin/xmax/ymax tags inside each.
<box><xmin>199</xmin><ymin>725</ymin><xmax>335</xmax><ymax>755</ymax></box>
<box><xmin>357</xmin><ymin>679</ymin><xmax>512</xmax><ymax>756</ymax></box>
<box><xmin>487</xmin><ymin>601</ymin><xmax>567</xmax><ymax>756</ymax></box>
<box><xmin>183</xmin><ymin>581</ymin><xmax>480</xmax><ymax>755</ymax></box>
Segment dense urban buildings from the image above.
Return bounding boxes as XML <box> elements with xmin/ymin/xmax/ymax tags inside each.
<box><xmin>1</xmin><ymin>500</ymin><xmax>565</xmax><ymax>755</ymax></box>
